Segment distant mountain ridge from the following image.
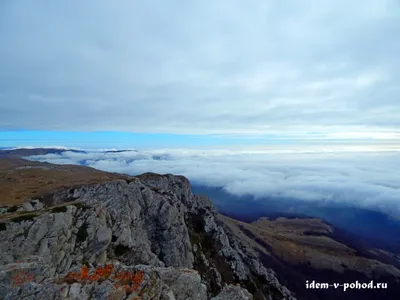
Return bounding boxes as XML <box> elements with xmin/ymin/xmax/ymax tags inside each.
<box><xmin>0</xmin><ymin>147</ymin><xmax>86</xmax><ymax>158</ymax></box>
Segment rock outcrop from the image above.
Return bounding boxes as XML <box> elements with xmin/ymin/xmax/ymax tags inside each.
<box><xmin>0</xmin><ymin>173</ymin><xmax>295</xmax><ymax>299</ymax></box>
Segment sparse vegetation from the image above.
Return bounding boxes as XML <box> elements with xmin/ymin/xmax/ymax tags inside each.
<box><xmin>115</xmin><ymin>244</ymin><xmax>130</xmax><ymax>256</ymax></box>
<box><xmin>10</xmin><ymin>213</ymin><xmax>38</xmax><ymax>223</ymax></box>
<box><xmin>188</xmin><ymin>212</ymin><xmax>235</xmax><ymax>296</ymax></box>
<box><xmin>8</xmin><ymin>205</ymin><xmax>18</xmax><ymax>213</ymax></box>
<box><xmin>125</xmin><ymin>178</ymin><xmax>137</xmax><ymax>184</ymax></box>
<box><xmin>72</xmin><ymin>202</ymin><xmax>90</xmax><ymax>210</ymax></box>
<box><xmin>51</xmin><ymin>206</ymin><xmax>68</xmax><ymax>213</ymax></box>
<box><xmin>82</xmin><ymin>259</ymin><xmax>90</xmax><ymax>268</ymax></box>
<box><xmin>77</xmin><ymin>222</ymin><xmax>88</xmax><ymax>242</ymax></box>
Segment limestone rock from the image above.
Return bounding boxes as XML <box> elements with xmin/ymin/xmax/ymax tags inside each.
<box><xmin>212</xmin><ymin>285</ymin><xmax>253</xmax><ymax>300</ymax></box>
<box><xmin>0</xmin><ymin>174</ymin><xmax>295</xmax><ymax>300</ymax></box>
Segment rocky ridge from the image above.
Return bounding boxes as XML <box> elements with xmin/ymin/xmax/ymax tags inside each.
<box><xmin>0</xmin><ymin>173</ymin><xmax>295</xmax><ymax>299</ymax></box>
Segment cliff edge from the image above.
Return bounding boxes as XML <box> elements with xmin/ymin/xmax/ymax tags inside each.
<box><xmin>0</xmin><ymin>170</ymin><xmax>294</xmax><ymax>300</ymax></box>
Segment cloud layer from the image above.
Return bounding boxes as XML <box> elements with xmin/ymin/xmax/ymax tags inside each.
<box><xmin>27</xmin><ymin>149</ymin><xmax>400</xmax><ymax>217</ymax></box>
<box><xmin>1</xmin><ymin>0</ymin><xmax>400</xmax><ymax>140</ymax></box>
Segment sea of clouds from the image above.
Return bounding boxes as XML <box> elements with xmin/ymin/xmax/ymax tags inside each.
<box><xmin>26</xmin><ymin>149</ymin><xmax>400</xmax><ymax>217</ymax></box>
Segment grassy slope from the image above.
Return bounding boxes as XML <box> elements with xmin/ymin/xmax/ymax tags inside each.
<box><xmin>0</xmin><ymin>157</ymin><xmax>129</xmax><ymax>206</ymax></box>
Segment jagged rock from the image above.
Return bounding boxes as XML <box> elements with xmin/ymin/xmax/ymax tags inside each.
<box><xmin>158</xmin><ymin>268</ymin><xmax>207</xmax><ymax>300</ymax></box>
<box><xmin>212</xmin><ymin>285</ymin><xmax>253</xmax><ymax>300</ymax></box>
<box><xmin>0</xmin><ymin>174</ymin><xmax>295</xmax><ymax>299</ymax></box>
<box><xmin>1</xmin><ymin>263</ymin><xmax>207</xmax><ymax>300</ymax></box>
<box><xmin>30</xmin><ymin>199</ymin><xmax>44</xmax><ymax>210</ymax></box>
<box><xmin>20</xmin><ymin>202</ymin><xmax>35</xmax><ymax>212</ymax></box>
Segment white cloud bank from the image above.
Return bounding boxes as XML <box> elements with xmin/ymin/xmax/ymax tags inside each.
<box><xmin>26</xmin><ymin>148</ymin><xmax>400</xmax><ymax>217</ymax></box>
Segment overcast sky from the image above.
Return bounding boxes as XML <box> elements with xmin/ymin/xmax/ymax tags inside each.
<box><xmin>0</xmin><ymin>0</ymin><xmax>400</xmax><ymax>147</ymax></box>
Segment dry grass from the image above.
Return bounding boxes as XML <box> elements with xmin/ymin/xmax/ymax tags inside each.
<box><xmin>0</xmin><ymin>158</ymin><xmax>130</xmax><ymax>206</ymax></box>
<box><xmin>218</xmin><ymin>214</ymin><xmax>391</xmax><ymax>273</ymax></box>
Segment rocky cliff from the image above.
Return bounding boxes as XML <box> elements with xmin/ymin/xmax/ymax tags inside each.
<box><xmin>0</xmin><ymin>172</ymin><xmax>295</xmax><ymax>300</ymax></box>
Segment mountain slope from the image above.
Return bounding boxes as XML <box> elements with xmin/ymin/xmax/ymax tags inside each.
<box><xmin>1</xmin><ymin>154</ymin><xmax>399</xmax><ymax>299</ymax></box>
<box><xmin>0</xmin><ymin>157</ymin><xmax>129</xmax><ymax>206</ymax></box>
<box><xmin>0</xmin><ymin>159</ymin><xmax>294</xmax><ymax>300</ymax></box>
<box><xmin>219</xmin><ymin>215</ymin><xmax>400</xmax><ymax>300</ymax></box>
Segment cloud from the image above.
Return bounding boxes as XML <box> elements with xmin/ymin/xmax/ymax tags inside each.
<box><xmin>0</xmin><ymin>0</ymin><xmax>400</xmax><ymax>140</ymax></box>
<box><xmin>26</xmin><ymin>148</ymin><xmax>400</xmax><ymax>217</ymax></box>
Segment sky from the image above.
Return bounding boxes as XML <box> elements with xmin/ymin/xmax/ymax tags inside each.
<box><xmin>1</xmin><ymin>1</ymin><xmax>400</xmax><ymax>218</ymax></box>
<box><xmin>1</xmin><ymin>0</ymin><xmax>400</xmax><ymax>148</ymax></box>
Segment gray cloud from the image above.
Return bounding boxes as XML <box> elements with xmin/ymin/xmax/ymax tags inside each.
<box><xmin>1</xmin><ymin>0</ymin><xmax>400</xmax><ymax>138</ymax></box>
<box><xmin>27</xmin><ymin>149</ymin><xmax>400</xmax><ymax>217</ymax></box>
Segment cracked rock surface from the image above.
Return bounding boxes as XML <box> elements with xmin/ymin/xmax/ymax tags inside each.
<box><xmin>0</xmin><ymin>173</ymin><xmax>295</xmax><ymax>300</ymax></box>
